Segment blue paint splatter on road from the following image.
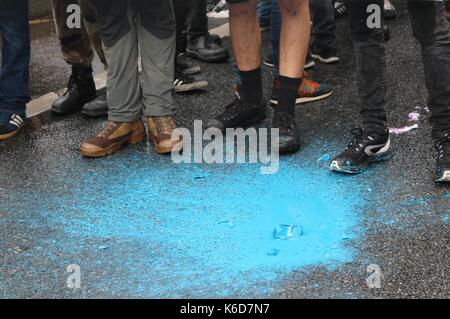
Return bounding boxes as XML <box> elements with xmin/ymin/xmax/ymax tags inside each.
<box><xmin>2</xmin><ymin>147</ymin><xmax>367</xmax><ymax>297</ymax></box>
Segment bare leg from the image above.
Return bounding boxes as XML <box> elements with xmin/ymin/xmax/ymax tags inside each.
<box><xmin>273</xmin><ymin>0</ymin><xmax>310</xmax><ymax>154</ymax></box>
<box><xmin>229</xmin><ymin>0</ymin><xmax>260</xmax><ymax>71</ymax></box>
<box><xmin>279</xmin><ymin>0</ymin><xmax>310</xmax><ymax>78</ymax></box>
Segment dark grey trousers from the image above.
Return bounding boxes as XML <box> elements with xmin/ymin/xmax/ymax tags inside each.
<box><xmin>348</xmin><ymin>0</ymin><xmax>450</xmax><ymax>137</ymax></box>
<box><xmin>89</xmin><ymin>0</ymin><xmax>176</xmax><ymax>122</ymax></box>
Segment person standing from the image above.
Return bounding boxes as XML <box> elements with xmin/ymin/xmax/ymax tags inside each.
<box><xmin>0</xmin><ymin>0</ymin><xmax>30</xmax><ymax>141</ymax></box>
<box><xmin>330</xmin><ymin>0</ymin><xmax>450</xmax><ymax>182</ymax></box>
<box><xmin>173</xmin><ymin>0</ymin><xmax>230</xmax><ymax>63</ymax></box>
<box><xmin>80</xmin><ymin>0</ymin><xmax>181</xmax><ymax>157</ymax></box>
<box><xmin>50</xmin><ymin>0</ymin><xmax>109</xmax><ymax>117</ymax></box>
<box><xmin>208</xmin><ymin>0</ymin><xmax>312</xmax><ymax>154</ymax></box>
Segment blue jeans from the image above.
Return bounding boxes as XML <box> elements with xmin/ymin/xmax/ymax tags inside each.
<box><xmin>258</xmin><ymin>0</ymin><xmax>272</xmax><ymax>27</ymax></box>
<box><xmin>0</xmin><ymin>0</ymin><xmax>30</xmax><ymax>116</ymax></box>
<box><xmin>310</xmin><ymin>0</ymin><xmax>337</xmax><ymax>50</ymax></box>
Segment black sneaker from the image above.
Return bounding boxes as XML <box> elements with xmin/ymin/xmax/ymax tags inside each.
<box><xmin>330</xmin><ymin>128</ymin><xmax>392</xmax><ymax>174</ymax></box>
<box><xmin>434</xmin><ymin>133</ymin><xmax>450</xmax><ymax>182</ymax></box>
<box><xmin>81</xmin><ymin>87</ymin><xmax>108</xmax><ymax>118</ymax></box>
<box><xmin>273</xmin><ymin>112</ymin><xmax>301</xmax><ymax>154</ymax></box>
<box><xmin>304</xmin><ymin>58</ymin><xmax>316</xmax><ymax>70</ymax></box>
<box><xmin>264</xmin><ymin>54</ymin><xmax>315</xmax><ymax>70</ymax></box>
<box><xmin>0</xmin><ymin>112</ymin><xmax>25</xmax><ymax>141</ymax></box>
<box><xmin>384</xmin><ymin>0</ymin><xmax>397</xmax><ymax>19</ymax></box>
<box><xmin>263</xmin><ymin>54</ymin><xmax>274</xmax><ymax>68</ymax></box>
<box><xmin>186</xmin><ymin>34</ymin><xmax>229</xmax><ymax>63</ymax></box>
<box><xmin>334</xmin><ymin>2</ymin><xmax>348</xmax><ymax>19</ymax></box>
<box><xmin>176</xmin><ymin>56</ymin><xmax>201</xmax><ymax>76</ymax></box>
<box><xmin>206</xmin><ymin>98</ymin><xmax>266</xmax><ymax>132</ymax></box>
<box><xmin>311</xmin><ymin>43</ymin><xmax>339</xmax><ymax>64</ymax></box>
<box><xmin>174</xmin><ymin>67</ymin><xmax>208</xmax><ymax>93</ymax></box>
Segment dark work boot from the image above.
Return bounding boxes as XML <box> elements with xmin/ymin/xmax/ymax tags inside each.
<box><xmin>51</xmin><ymin>65</ymin><xmax>96</xmax><ymax>115</ymax></box>
<box><xmin>186</xmin><ymin>34</ymin><xmax>229</xmax><ymax>63</ymax></box>
<box><xmin>82</xmin><ymin>87</ymin><xmax>108</xmax><ymax>118</ymax></box>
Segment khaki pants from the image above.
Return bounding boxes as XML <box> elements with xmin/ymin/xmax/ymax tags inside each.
<box><xmin>88</xmin><ymin>0</ymin><xmax>176</xmax><ymax>121</ymax></box>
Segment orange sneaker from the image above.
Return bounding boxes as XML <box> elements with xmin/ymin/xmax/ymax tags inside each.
<box><xmin>270</xmin><ymin>72</ymin><xmax>333</xmax><ymax>105</ymax></box>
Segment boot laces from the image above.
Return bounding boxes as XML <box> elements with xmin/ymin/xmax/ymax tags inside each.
<box><xmin>98</xmin><ymin>121</ymin><xmax>120</xmax><ymax>138</ymax></box>
<box><xmin>346</xmin><ymin>128</ymin><xmax>375</xmax><ymax>153</ymax></box>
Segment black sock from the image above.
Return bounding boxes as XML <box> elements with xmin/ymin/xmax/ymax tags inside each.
<box><xmin>276</xmin><ymin>76</ymin><xmax>302</xmax><ymax>116</ymax></box>
<box><xmin>239</xmin><ymin>67</ymin><xmax>263</xmax><ymax>105</ymax></box>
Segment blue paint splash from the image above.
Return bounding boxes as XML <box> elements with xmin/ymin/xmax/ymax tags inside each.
<box><xmin>2</xmin><ymin>147</ymin><xmax>367</xmax><ymax>297</ymax></box>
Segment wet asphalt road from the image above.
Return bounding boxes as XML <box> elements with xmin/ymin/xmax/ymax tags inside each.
<box><xmin>0</xmin><ymin>2</ymin><xmax>449</xmax><ymax>298</ymax></box>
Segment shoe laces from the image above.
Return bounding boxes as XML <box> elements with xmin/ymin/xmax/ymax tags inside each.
<box><xmin>273</xmin><ymin>112</ymin><xmax>295</xmax><ymax>135</ymax></box>
<box><xmin>345</xmin><ymin>128</ymin><xmax>375</xmax><ymax>154</ymax></box>
<box><xmin>220</xmin><ymin>98</ymin><xmax>250</xmax><ymax>121</ymax></box>
<box><xmin>435</xmin><ymin>134</ymin><xmax>450</xmax><ymax>160</ymax></box>
<box><xmin>151</xmin><ymin>116</ymin><xmax>175</xmax><ymax>137</ymax></box>
<box><xmin>98</xmin><ymin>121</ymin><xmax>120</xmax><ymax>138</ymax></box>
<box><xmin>63</xmin><ymin>73</ymin><xmax>77</xmax><ymax>95</ymax></box>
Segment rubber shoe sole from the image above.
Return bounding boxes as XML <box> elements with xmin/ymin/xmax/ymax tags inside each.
<box><xmin>271</xmin><ymin>91</ymin><xmax>333</xmax><ymax>106</ymax></box>
<box><xmin>329</xmin><ymin>151</ymin><xmax>393</xmax><ymax>174</ymax></box>
<box><xmin>186</xmin><ymin>49</ymin><xmax>229</xmax><ymax>63</ymax></box>
<box><xmin>0</xmin><ymin>124</ymin><xmax>23</xmax><ymax>141</ymax></box>
<box><xmin>182</xmin><ymin>65</ymin><xmax>201</xmax><ymax>76</ymax></box>
<box><xmin>151</xmin><ymin>138</ymin><xmax>183</xmax><ymax>155</ymax></box>
<box><xmin>311</xmin><ymin>53</ymin><xmax>340</xmax><ymax>64</ymax></box>
<box><xmin>175</xmin><ymin>80</ymin><xmax>209</xmax><ymax>93</ymax></box>
<box><xmin>435</xmin><ymin>170</ymin><xmax>450</xmax><ymax>183</ymax></box>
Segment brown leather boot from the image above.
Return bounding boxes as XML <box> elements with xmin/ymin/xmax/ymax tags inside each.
<box><xmin>147</xmin><ymin>116</ymin><xmax>182</xmax><ymax>154</ymax></box>
<box><xmin>80</xmin><ymin>120</ymin><xmax>145</xmax><ymax>157</ymax></box>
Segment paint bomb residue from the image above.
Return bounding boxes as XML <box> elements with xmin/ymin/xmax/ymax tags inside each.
<box><xmin>4</xmin><ymin>150</ymin><xmax>365</xmax><ymax>297</ymax></box>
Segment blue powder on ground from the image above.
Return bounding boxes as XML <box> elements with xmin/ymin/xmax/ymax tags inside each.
<box><xmin>3</xmin><ymin>148</ymin><xmax>367</xmax><ymax>297</ymax></box>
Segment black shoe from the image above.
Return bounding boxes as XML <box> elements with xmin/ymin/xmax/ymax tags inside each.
<box><xmin>330</xmin><ymin>128</ymin><xmax>392</xmax><ymax>174</ymax></box>
<box><xmin>434</xmin><ymin>133</ymin><xmax>450</xmax><ymax>182</ymax></box>
<box><xmin>304</xmin><ymin>58</ymin><xmax>316</xmax><ymax>70</ymax></box>
<box><xmin>176</xmin><ymin>56</ymin><xmax>201</xmax><ymax>76</ymax></box>
<box><xmin>187</xmin><ymin>34</ymin><xmax>229</xmax><ymax>63</ymax></box>
<box><xmin>51</xmin><ymin>65</ymin><xmax>96</xmax><ymax>115</ymax></box>
<box><xmin>334</xmin><ymin>2</ymin><xmax>348</xmax><ymax>19</ymax></box>
<box><xmin>206</xmin><ymin>98</ymin><xmax>266</xmax><ymax>132</ymax></box>
<box><xmin>0</xmin><ymin>112</ymin><xmax>25</xmax><ymax>141</ymax></box>
<box><xmin>311</xmin><ymin>43</ymin><xmax>339</xmax><ymax>64</ymax></box>
<box><xmin>263</xmin><ymin>54</ymin><xmax>275</xmax><ymax>68</ymax></box>
<box><xmin>273</xmin><ymin>112</ymin><xmax>301</xmax><ymax>154</ymax></box>
<box><xmin>174</xmin><ymin>67</ymin><xmax>209</xmax><ymax>93</ymax></box>
<box><xmin>264</xmin><ymin>54</ymin><xmax>314</xmax><ymax>69</ymax></box>
<box><xmin>81</xmin><ymin>87</ymin><xmax>108</xmax><ymax>118</ymax></box>
<box><xmin>384</xmin><ymin>0</ymin><xmax>397</xmax><ymax>19</ymax></box>
<box><xmin>209</xmin><ymin>34</ymin><xmax>222</xmax><ymax>46</ymax></box>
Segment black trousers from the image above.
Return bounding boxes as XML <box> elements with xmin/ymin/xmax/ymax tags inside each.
<box><xmin>346</xmin><ymin>0</ymin><xmax>450</xmax><ymax>137</ymax></box>
<box><xmin>173</xmin><ymin>0</ymin><xmax>209</xmax><ymax>55</ymax></box>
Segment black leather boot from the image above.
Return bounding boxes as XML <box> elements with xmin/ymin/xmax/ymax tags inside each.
<box><xmin>51</xmin><ymin>65</ymin><xmax>96</xmax><ymax>115</ymax></box>
<box><xmin>186</xmin><ymin>34</ymin><xmax>229</xmax><ymax>63</ymax></box>
<box><xmin>82</xmin><ymin>87</ymin><xmax>109</xmax><ymax>118</ymax></box>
